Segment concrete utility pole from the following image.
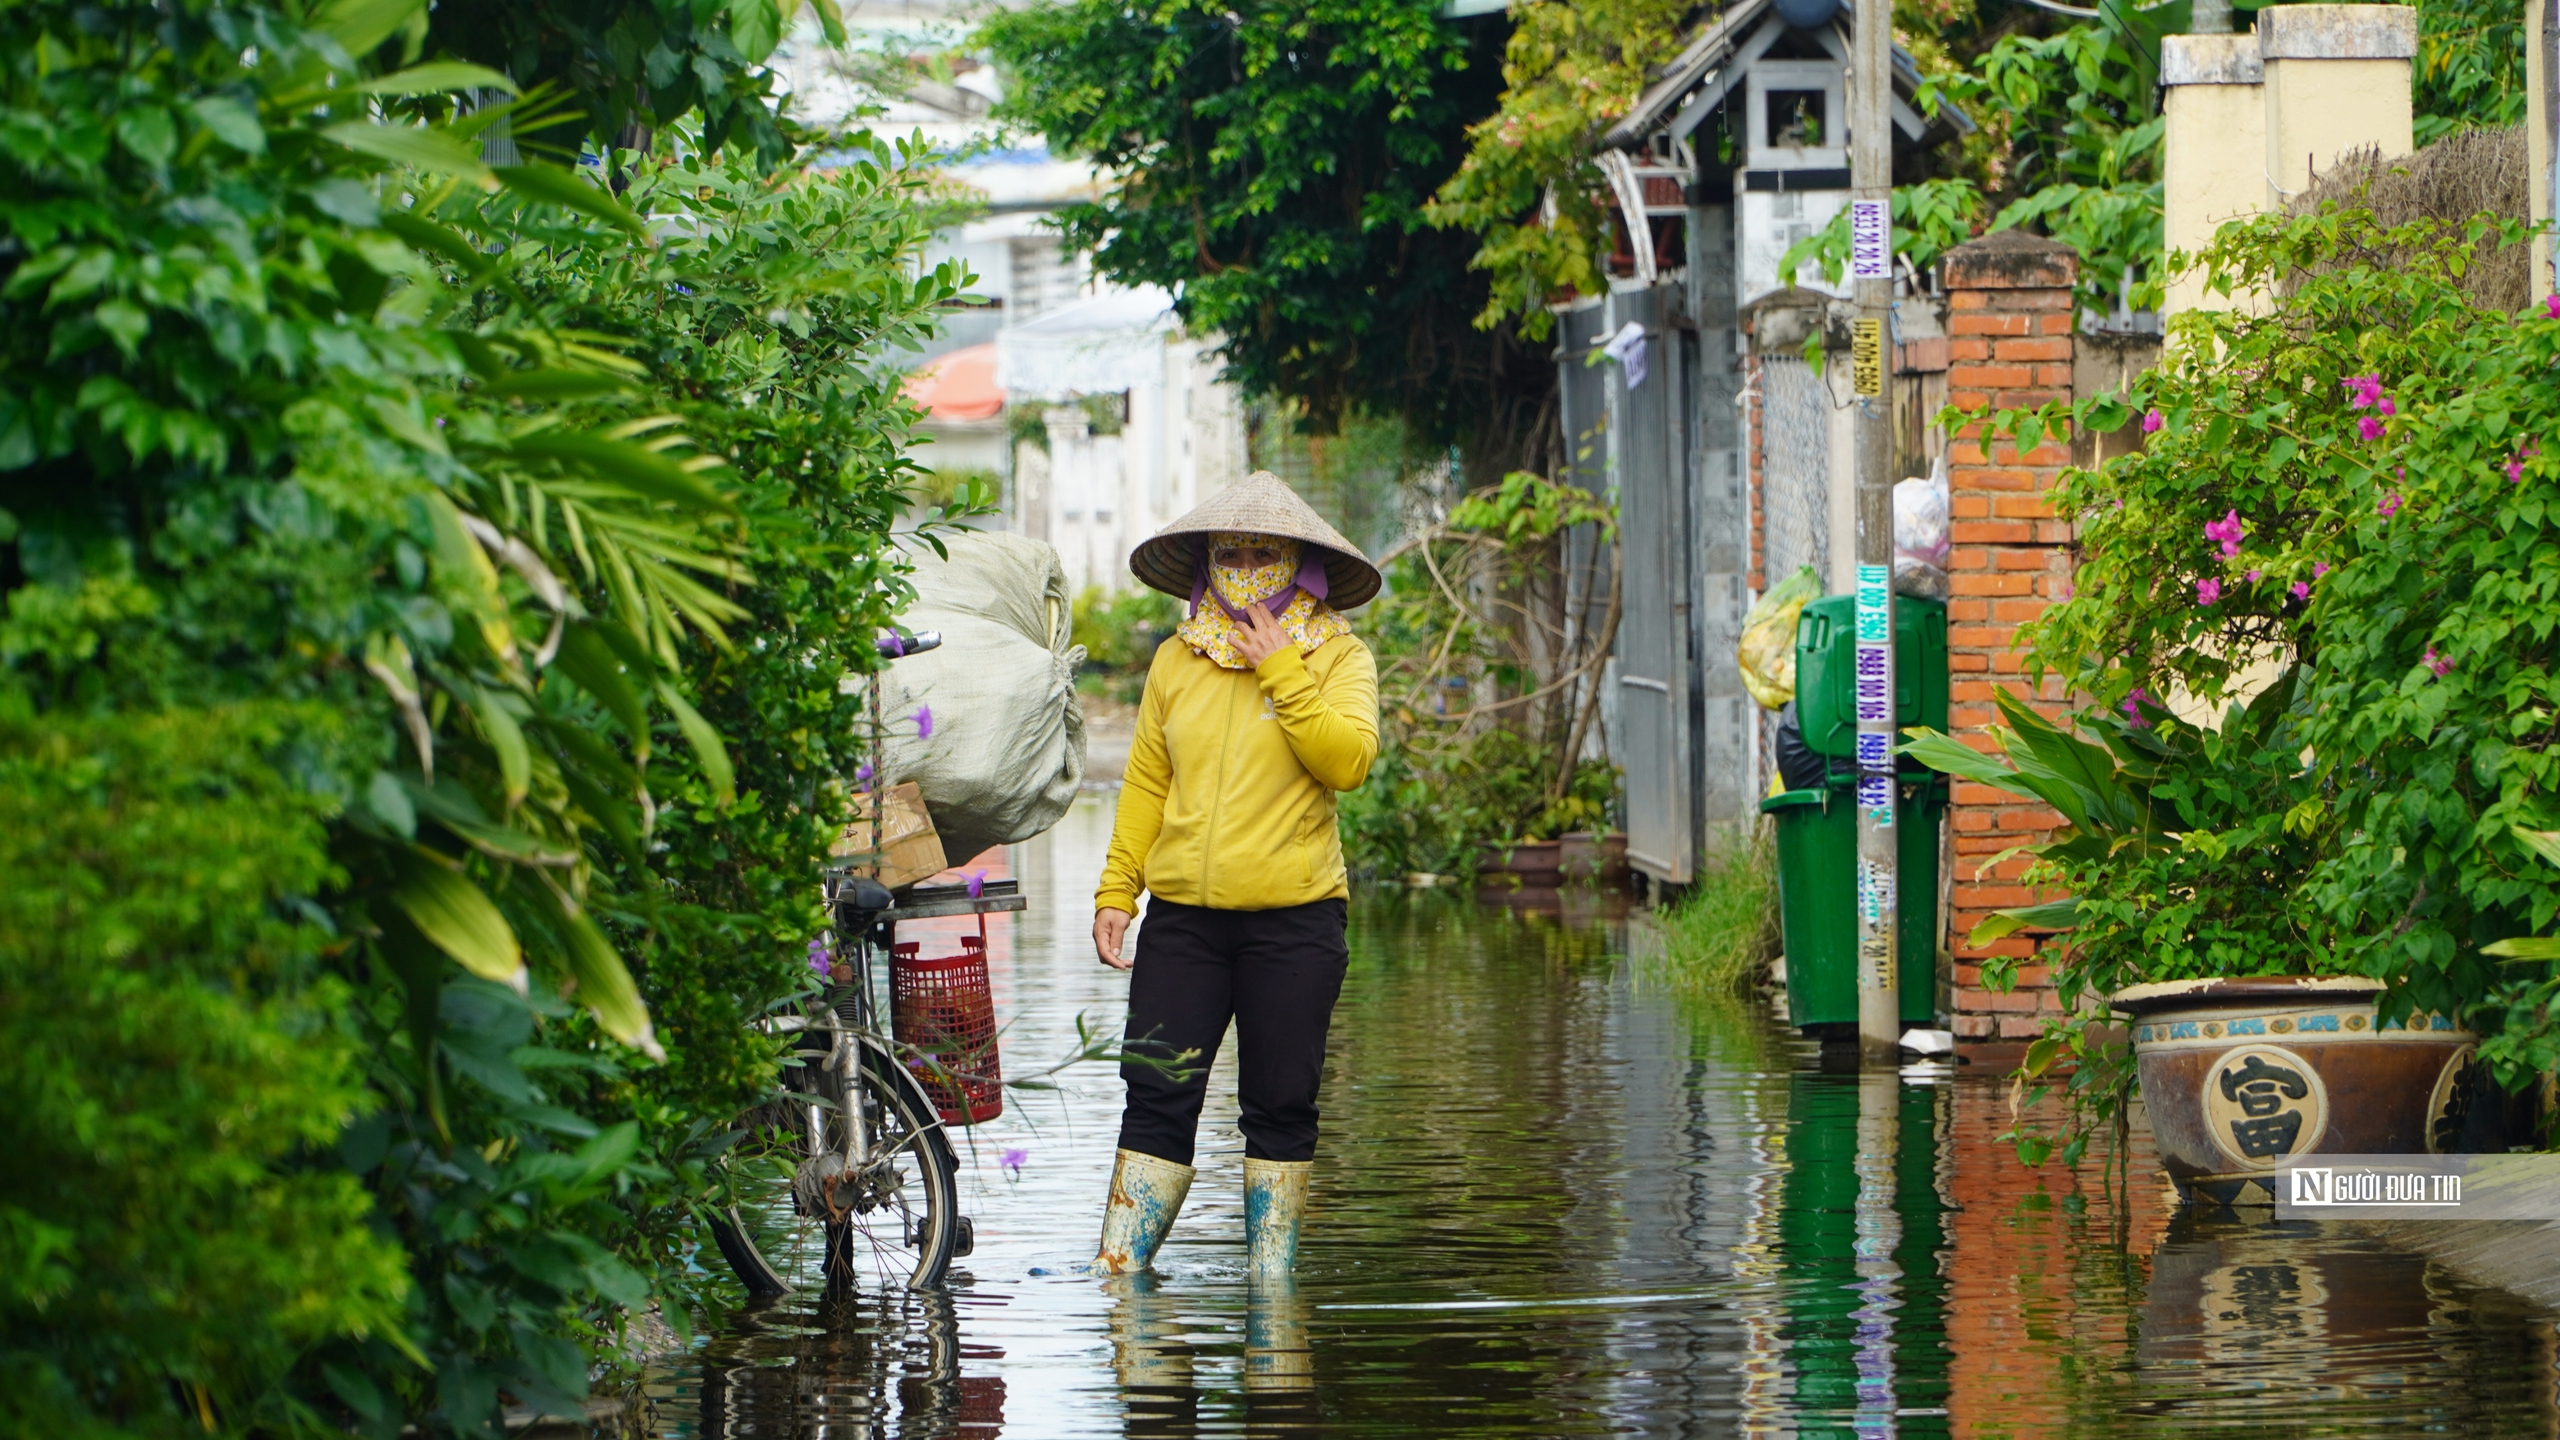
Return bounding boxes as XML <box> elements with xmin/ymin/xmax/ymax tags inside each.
<box><xmin>1849</xmin><ymin>0</ymin><xmax>1899</xmax><ymax>1063</ymax></box>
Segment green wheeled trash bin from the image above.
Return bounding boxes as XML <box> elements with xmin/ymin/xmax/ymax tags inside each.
<box><xmin>1791</xmin><ymin>594</ymin><xmax>1948</xmax><ymax>759</ymax></box>
<box><xmin>1762</xmin><ymin>593</ymin><xmax>1950</xmax><ymax>1035</ymax></box>
<box><xmin>1761</xmin><ymin>775</ymin><xmax>1944</xmax><ymax>1032</ymax></box>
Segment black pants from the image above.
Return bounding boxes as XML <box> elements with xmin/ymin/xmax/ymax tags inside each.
<box><xmin>1117</xmin><ymin>897</ymin><xmax>1349</xmax><ymax>1166</ymax></box>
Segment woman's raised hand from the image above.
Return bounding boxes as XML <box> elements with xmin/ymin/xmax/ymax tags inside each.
<box><xmin>1094</xmin><ymin>907</ymin><xmax>1134</xmax><ymax>970</ymax></box>
<box><xmin>1233</xmin><ymin>603</ymin><xmax>1288</xmax><ymax>668</ymax></box>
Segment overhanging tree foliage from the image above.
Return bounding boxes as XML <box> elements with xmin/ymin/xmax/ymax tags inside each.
<box><xmin>982</xmin><ymin>0</ymin><xmax>1556</xmax><ymax>482</ymax></box>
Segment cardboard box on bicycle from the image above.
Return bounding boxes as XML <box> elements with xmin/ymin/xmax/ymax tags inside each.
<box><xmin>833</xmin><ymin>781</ymin><xmax>948</xmax><ymax>890</ymax></box>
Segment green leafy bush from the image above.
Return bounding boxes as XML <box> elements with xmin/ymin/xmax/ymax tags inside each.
<box><xmin>1940</xmin><ymin>207</ymin><xmax>2560</xmax><ymax>1156</ymax></box>
<box><xmin>1072</xmin><ymin>586</ymin><xmax>1182</xmax><ymax>674</ymax></box>
<box><xmin>0</xmin><ymin>699</ymin><xmax>413</xmax><ymax>1436</ymax></box>
<box><xmin>0</xmin><ymin>0</ymin><xmax>960</xmax><ymax>1431</ymax></box>
<box><xmin>1340</xmin><ymin>472</ymin><xmax>1619</xmax><ymax>879</ymax></box>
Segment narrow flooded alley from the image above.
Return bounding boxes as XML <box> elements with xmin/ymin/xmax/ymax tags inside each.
<box><xmin>640</xmin><ymin>797</ymin><xmax>2560</xmax><ymax>1437</ymax></box>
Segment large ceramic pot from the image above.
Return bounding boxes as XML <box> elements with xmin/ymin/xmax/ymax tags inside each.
<box><xmin>2113</xmin><ymin>976</ymin><xmax>2486</xmax><ymax>1207</ymax></box>
<box><xmin>1480</xmin><ymin>839</ymin><xmax>1562</xmax><ymax>887</ymax></box>
<box><xmin>1556</xmin><ymin>831</ymin><xmax>1631</xmax><ymax>883</ymax></box>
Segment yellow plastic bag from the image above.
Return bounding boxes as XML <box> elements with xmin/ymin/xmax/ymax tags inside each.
<box><xmin>1739</xmin><ymin>566</ymin><xmax>1823</xmax><ymax>711</ymax></box>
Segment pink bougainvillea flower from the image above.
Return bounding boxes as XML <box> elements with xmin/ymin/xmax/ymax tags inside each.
<box><xmin>2248</xmin><ymin>568</ymin><xmax>2264</xmax><ymax>582</ymax></box>
<box><xmin>2204</xmin><ymin>509</ymin><xmax>2246</xmax><ymax>557</ymax></box>
<box><xmin>1000</xmin><ymin>1147</ymin><xmax>1029</xmax><ymax>1177</ymax></box>
<box><xmin>2378</xmin><ymin>493</ymin><xmax>2403</xmax><ymax>518</ymax></box>
<box><xmin>2545</xmin><ymin>294</ymin><xmax>2560</xmax><ymax>319</ymax></box>
<box><xmin>966</xmin><ymin>868</ymin><xmax>987</xmax><ymax>899</ymax></box>
<box><xmin>2292</xmin><ymin>580</ymin><xmax>2312</xmax><ymax>600</ymax></box>
<box><xmin>2359</xmin><ymin>416</ymin><xmax>2388</xmax><ymax>442</ymax></box>
<box><xmin>2314</xmin><ymin>560</ymin><xmax>2332</xmax><ymax>577</ymax></box>
<box><xmin>914</xmin><ymin>705</ymin><xmax>933</xmax><ymax>739</ymax></box>
<box><xmin>2197</xmin><ymin>577</ymin><xmax>2222</xmax><ymax>605</ymax></box>
<box><xmin>2424</xmin><ymin>647</ymin><xmax>2452</xmax><ymax>678</ymax></box>
<box><xmin>2344</xmin><ymin>374</ymin><xmax>2384</xmax><ymax>407</ymax></box>
<box><xmin>2378</xmin><ymin>397</ymin><xmax>2396</xmax><ymax>417</ymax></box>
<box><xmin>2119</xmin><ymin>686</ymin><xmax>2151</xmax><ymax>726</ymax></box>
<box><xmin>2142</xmin><ymin>408</ymin><xmax>2164</xmax><ymax>434</ymax></box>
<box><xmin>2509</xmin><ymin>457</ymin><xmax>2525</xmax><ymax>483</ymax></box>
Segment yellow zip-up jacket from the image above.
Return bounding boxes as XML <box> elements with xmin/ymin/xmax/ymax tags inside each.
<box><xmin>1094</xmin><ymin>633</ymin><xmax>1379</xmax><ymax>914</ymax></box>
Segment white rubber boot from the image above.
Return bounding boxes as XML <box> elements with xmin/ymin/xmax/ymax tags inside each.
<box><xmin>1243</xmin><ymin>1157</ymin><xmax>1312</xmax><ymax>1279</ymax></box>
<box><xmin>1094</xmin><ymin>1147</ymin><xmax>1194</xmax><ymax>1275</ymax></box>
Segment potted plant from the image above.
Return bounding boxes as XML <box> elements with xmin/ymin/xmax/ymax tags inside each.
<box><xmin>1910</xmin><ymin>206</ymin><xmax>2560</xmax><ymax>1192</ymax></box>
<box><xmin>1906</xmin><ymin>687</ymin><xmax>2485</xmax><ymax>1202</ymax></box>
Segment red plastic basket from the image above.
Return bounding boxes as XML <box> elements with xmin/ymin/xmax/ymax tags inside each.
<box><xmin>889</xmin><ymin>937</ymin><xmax>1003</xmax><ymax>1126</ymax></box>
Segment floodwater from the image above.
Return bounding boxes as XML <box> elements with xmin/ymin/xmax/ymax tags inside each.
<box><xmin>640</xmin><ymin>795</ymin><xmax>2560</xmax><ymax>1437</ymax></box>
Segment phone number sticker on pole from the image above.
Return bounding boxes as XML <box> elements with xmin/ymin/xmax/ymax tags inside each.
<box><xmin>1850</xmin><ymin>197</ymin><xmax>1890</xmax><ymax>280</ymax></box>
<box><xmin>1853</xmin><ymin>563</ymin><xmax>1894</xmax><ymax>831</ymax></box>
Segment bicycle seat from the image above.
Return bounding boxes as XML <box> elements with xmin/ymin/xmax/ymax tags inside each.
<box><xmin>838</xmin><ymin>876</ymin><xmax>894</xmax><ymax>918</ymax></box>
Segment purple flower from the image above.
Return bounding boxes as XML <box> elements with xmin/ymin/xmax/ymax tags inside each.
<box><xmin>966</xmin><ymin>868</ymin><xmax>986</xmax><ymax>899</ymax></box>
<box><xmin>1000</xmin><ymin>1147</ymin><xmax>1028</xmax><ymax>1177</ymax></box>
<box><xmin>2378</xmin><ymin>493</ymin><xmax>2403</xmax><ymax>518</ymax></box>
<box><xmin>2119</xmin><ymin>686</ymin><xmax>2150</xmax><ymax>725</ymax></box>
<box><xmin>2247</xmin><ymin>568</ymin><xmax>2263</xmax><ymax>582</ymax></box>
<box><xmin>2345</xmin><ymin>374</ymin><xmax>2384</xmax><ymax>408</ymax></box>
<box><xmin>2291</xmin><ymin>580</ymin><xmax>2311</xmax><ymax>600</ymax></box>
<box><xmin>2424</xmin><ymin>646</ymin><xmax>2452</xmax><ymax>678</ymax></box>
<box><xmin>2197</xmin><ymin>577</ymin><xmax>2221</xmax><ymax>605</ymax></box>
<box><xmin>2142</xmin><ymin>408</ymin><xmax>2164</xmax><ymax>434</ymax></box>
<box><xmin>2359</xmin><ymin>416</ymin><xmax>2388</xmax><ymax>442</ymax></box>
<box><xmin>2510</xmin><ymin>457</ymin><xmax>2525</xmax><ymax>483</ymax></box>
<box><xmin>2377</xmin><ymin>397</ymin><xmax>2396</xmax><ymax>418</ymax></box>
<box><xmin>2204</xmin><ymin>509</ymin><xmax>2246</xmax><ymax>558</ymax></box>
<box><xmin>914</xmin><ymin>705</ymin><xmax>933</xmax><ymax>739</ymax></box>
<box><xmin>2314</xmin><ymin>560</ymin><xmax>2332</xmax><ymax>578</ymax></box>
<box><xmin>2546</xmin><ymin>294</ymin><xmax>2559</xmax><ymax>319</ymax></box>
<box><xmin>855</xmin><ymin>762</ymin><xmax>874</xmax><ymax>790</ymax></box>
<box><xmin>807</xmin><ymin>938</ymin><xmax>832</xmax><ymax>976</ymax></box>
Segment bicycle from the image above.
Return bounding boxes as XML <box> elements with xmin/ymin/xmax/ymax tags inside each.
<box><xmin>703</xmin><ymin>629</ymin><xmax>1028</xmax><ymax>1294</ymax></box>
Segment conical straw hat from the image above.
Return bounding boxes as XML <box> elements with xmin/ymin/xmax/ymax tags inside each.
<box><xmin>1129</xmin><ymin>471</ymin><xmax>1382</xmax><ymax>609</ymax></box>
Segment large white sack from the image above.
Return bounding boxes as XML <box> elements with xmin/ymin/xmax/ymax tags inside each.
<box><xmin>867</xmin><ymin>531</ymin><xmax>1087</xmax><ymax>863</ymax></box>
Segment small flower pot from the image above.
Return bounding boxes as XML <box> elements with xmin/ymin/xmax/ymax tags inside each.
<box><xmin>2113</xmin><ymin>976</ymin><xmax>2486</xmax><ymax>1207</ymax></box>
<box><xmin>1479</xmin><ymin>839</ymin><xmax>1563</xmax><ymax>887</ymax></box>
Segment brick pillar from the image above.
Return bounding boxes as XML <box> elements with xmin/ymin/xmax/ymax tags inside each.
<box><xmin>1936</xmin><ymin>230</ymin><xmax>2079</xmax><ymax>1049</ymax></box>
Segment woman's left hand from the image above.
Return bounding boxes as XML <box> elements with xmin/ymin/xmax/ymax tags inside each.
<box><xmin>1234</xmin><ymin>603</ymin><xmax>1289</xmax><ymax>667</ymax></box>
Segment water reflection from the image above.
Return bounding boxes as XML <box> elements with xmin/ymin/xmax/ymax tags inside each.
<box><xmin>639</xmin><ymin>795</ymin><xmax>2560</xmax><ymax>1438</ymax></box>
<box><xmin>682</xmin><ymin>1288</ymin><xmax>1002</xmax><ymax>1437</ymax></box>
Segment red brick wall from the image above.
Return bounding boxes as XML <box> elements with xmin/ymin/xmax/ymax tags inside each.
<box><xmin>1936</xmin><ymin>231</ymin><xmax>2079</xmax><ymax>1047</ymax></box>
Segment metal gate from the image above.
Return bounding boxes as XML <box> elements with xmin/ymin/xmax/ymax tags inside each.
<box><xmin>1604</xmin><ymin>285</ymin><xmax>1696</xmax><ymax>884</ymax></box>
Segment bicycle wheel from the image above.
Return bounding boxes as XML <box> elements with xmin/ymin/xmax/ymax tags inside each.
<box><xmin>711</xmin><ymin>1037</ymin><xmax>962</xmax><ymax>1293</ymax></box>
<box><xmin>821</xmin><ymin>1042</ymin><xmax>963</xmax><ymax>1291</ymax></box>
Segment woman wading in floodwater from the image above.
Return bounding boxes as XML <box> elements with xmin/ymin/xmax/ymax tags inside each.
<box><xmin>1089</xmin><ymin>472</ymin><xmax>1380</xmax><ymax>1277</ymax></box>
